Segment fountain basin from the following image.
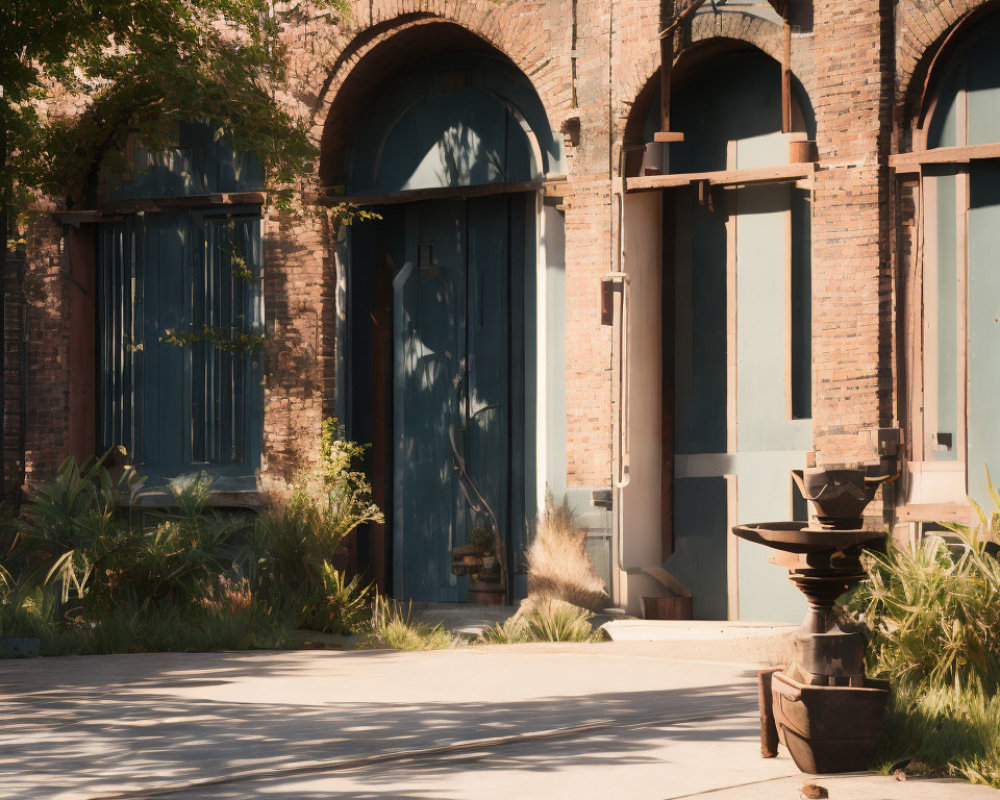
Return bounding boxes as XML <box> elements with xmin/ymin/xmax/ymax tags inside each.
<box><xmin>772</xmin><ymin>671</ymin><xmax>890</xmax><ymax>774</ymax></box>
<box><xmin>732</xmin><ymin>522</ymin><xmax>885</xmax><ymax>554</ymax></box>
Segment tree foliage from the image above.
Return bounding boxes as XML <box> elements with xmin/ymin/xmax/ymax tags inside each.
<box><xmin>0</xmin><ymin>0</ymin><xmax>351</xmax><ymax>215</ymax></box>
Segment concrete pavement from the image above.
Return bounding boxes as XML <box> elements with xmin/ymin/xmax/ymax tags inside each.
<box><xmin>0</xmin><ymin>643</ymin><xmax>994</xmax><ymax>799</ymax></box>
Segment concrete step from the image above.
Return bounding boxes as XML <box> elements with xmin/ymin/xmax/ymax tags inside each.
<box><xmin>602</xmin><ymin>620</ymin><xmax>797</xmax><ymax>665</ymax></box>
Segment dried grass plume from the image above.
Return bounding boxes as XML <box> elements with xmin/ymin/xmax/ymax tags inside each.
<box><xmin>526</xmin><ymin>493</ymin><xmax>607</xmax><ymax>612</ymax></box>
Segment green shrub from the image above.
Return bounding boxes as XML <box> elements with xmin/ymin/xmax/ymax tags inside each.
<box><xmin>298</xmin><ymin>561</ymin><xmax>371</xmax><ymax>635</ymax></box>
<box><xmin>850</xmin><ymin>526</ymin><xmax>1000</xmax><ymax>693</ymax></box>
<box><xmin>879</xmin><ymin>685</ymin><xmax>1000</xmax><ymax>788</ymax></box>
<box><xmin>0</xmin><ymin>422</ymin><xmax>386</xmax><ymax>656</ymax></box>
<box><xmin>257</xmin><ymin>420</ymin><xmax>382</xmax><ymax>615</ymax></box>
<box><xmin>847</xmin><ymin>468</ymin><xmax>1000</xmax><ymax>788</ymax></box>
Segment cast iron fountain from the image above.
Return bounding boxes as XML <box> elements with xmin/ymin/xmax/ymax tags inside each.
<box><xmin>733</xmin><ymin>465</ymin><xmax>895</xmax><ymax>774</ymax></box>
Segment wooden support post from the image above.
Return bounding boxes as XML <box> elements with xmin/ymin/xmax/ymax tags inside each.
<box><xmin>660</xmin><ymin>26</ymin><xmax>673</xmax><ymax>136</ymax></box>
<box><xmin>661</xmin><ymin>190</ymin><xmax>677</xmax><ymax>562</ymax></box>
<box><xmin>758</xmin><ymin>668</ymin><xmax>781</xmax><ymax>758</ymax></box>
<box><xmin>781</xmin><ymin>19</ymin><xmax>792</xmax><ymax>133</ymax></box>
<box><xmin>654</xmin><ymin>0</ymin><xmax>685</xmax><ymax>143</ymax></box>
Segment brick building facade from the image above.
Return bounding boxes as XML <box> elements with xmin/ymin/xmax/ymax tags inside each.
<box><xmin>9</xmin><ymin>0</ymin><xmax>1000</xmax><ymax>618</ymax></box>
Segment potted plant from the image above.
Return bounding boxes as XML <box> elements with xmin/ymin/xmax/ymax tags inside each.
<box><xmin>451</xmin><ymin>522</ymin><xmax>505</xmax><ymax>605</ymax></box>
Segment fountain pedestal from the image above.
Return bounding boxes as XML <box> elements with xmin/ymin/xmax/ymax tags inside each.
<box><xmin>732</xmin><ymin>467</ymin><xmax>894</xmax><ymax>774</ymax></box>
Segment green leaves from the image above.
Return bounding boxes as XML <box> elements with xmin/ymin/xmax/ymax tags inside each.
<box><xmin>1</xmin><ymin>0</ymin><xmax>352</xmax><ymax>210</ymax></box>
<box><xmin>850</xmin><ymin>516</ymin><xmax>1000</xmax><ymax>694</ymax></box>
<box><xmin>298</xmin><ymin>560</ymin><xmax>371</xmax><ymax>635</ymax></box>
<box><xmin>160</xmin><ymin>325</ymin><xmax>267</xmax><ymax>354</ymax></box>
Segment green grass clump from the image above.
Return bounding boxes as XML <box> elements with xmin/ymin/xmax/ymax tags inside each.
<box><xmin>479</xmin><ymin>599</ymin><xmax>603</xmax><ymax>644</ymax></box>
<box><xmin>363</xmin><ymin>595</ymin><xmax>453</xmax><ymax>651</ymax></box>
<box><xmin>878</xmin><ymin>685</ymin><xmax>1000</xmax><ymax>788</ymax></box>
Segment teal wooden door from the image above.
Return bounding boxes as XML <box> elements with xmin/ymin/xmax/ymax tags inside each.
<box><xmin>968</xmin><ymin>164</ymin><xmax>1000</xmax><ymax>507</ymax></box>
<box><xmin>392</xmin><ymin>196</ymin><xmax>525</xmax><ymax>602</ymax></box>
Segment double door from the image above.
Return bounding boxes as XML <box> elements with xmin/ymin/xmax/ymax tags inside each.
<box><xmin>386</xmin><ymin>195</ymin><xmax>528</xmax><ymax>601</ymax></box>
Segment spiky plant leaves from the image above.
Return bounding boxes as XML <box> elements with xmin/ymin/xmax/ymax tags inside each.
<box><xmin>363</xmin><ymin>593</ymin><xmax>453</xmax><ymax>651</ymax></box>
<box><xmin>478</xmin><ymin>599</ymin><xmax>603</xmax><ymax>644</ymax></box>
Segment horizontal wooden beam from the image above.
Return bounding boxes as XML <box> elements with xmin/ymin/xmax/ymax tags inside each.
<box><xmin>626</xmin><ymin>163</ymin><xmax>814</xmax><ymax>193</ymax></box>
<box><xmin>895</xmin><ymin>502</ymin><xmax>973</xmax><ymax>525</ymax></box>
<box><xmin>54</xmin><ymin>192</ymin><xmax>268</xmax><ymax>222</ymax></box>
<box><xmin>52</xmin><ymin>210</ymin><xmax>107</xmax><ymax>225</ymax></box>
<box><xmin>315</xmin><ymin>178</ymin><xmax>551</xmax><ymax>208</ymax></box>
<box><xmin>890</xmin><ymin>142</ymin><xmax>1000</xmax><ymax>173</ymax></box>
<box><xmin>653</xmin><ymin>131</ymin><xmax>685</xmax><ymax>143</ymax></box>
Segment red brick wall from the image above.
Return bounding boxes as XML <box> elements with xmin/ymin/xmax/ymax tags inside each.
<box><xmin>809</xmin><ymin>0</ymin><xmax>893</xmax><ymax>465</ymax></box>
<box><xmin>260</xmin><ymin>210</ymin><xmax>333</xmax><ymax>488</ymax></box>
<box><xmin>12</xmin><ymin>0</ymin><xmax>992</xmax><ymax>496</ymax></box>
<box><xmin>19</xmin><ymin>211</ymin><xmax>73</xmax><ymax>487</ymax></box>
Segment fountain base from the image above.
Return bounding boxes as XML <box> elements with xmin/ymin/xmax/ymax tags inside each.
<box><xmin>771</xmin><ymin>670</ymin><xmax>889</xmax><ymax>774</ymax></box>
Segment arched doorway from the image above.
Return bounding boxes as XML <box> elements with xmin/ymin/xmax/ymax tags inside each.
<box><xmin>325</xmin><ymin>37</ymin><xmax>565</xmax><ymax>602</ymax></box>
<box><xmin>900</xmin><ymin>10</ymin><xmax>1000</xmax><ymax>515</ymax></box>
<box><xmin>621</xmin><ymin>41</ymin><xmax>815</xmax><ymax>620</ymax></box>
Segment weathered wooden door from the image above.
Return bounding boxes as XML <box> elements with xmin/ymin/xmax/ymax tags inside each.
<box><xmin>98</xmin><ymin>209</ymin><xmax>263</xmax><ymax>483</ymax></box>
<box><xmin>967</xmin><ymin>164</ymin><xmax>1000</xmax><ymax>508</ymax></box>
<box><xmin>392</xmin><ymin>195</ymin><xmax>526</xmax><ymax>602</ymax></box>
<box><xmin>669</xmin><ymin>133</ymin><xmax>811</xmax><ymax>622</ymax></box>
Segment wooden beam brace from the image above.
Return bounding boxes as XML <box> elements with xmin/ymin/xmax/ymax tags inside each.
<box><xmin>659</xmin><ymin>26</ymin><xmax>676</xmax><ymax>138</ymax></box>
<box><xmin>890</xmin><ymin>142</ymin><xmax>1000</xmax><ymax>173</ymax></box>
<box><xmin>314</xmin><ymin>179</ymin><xmax>546</xmax><ymax>207</ymax></box>
<box><xmin>626</xmin><ymin>163</ymin><xmax>814</xmax><ymax>192</ymax></box>
<box><xmin>896</xmin><ymin>502</ymin><xmax>972</xmax><ymax>525</ymax></box>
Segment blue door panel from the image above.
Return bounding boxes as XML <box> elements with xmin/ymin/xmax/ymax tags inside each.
<box><xmin>99</xmin><ymin>210</ymin><xmax>263</xmax><ymax>483</ymax></box>
<box><xmin>968</xmin><ymin>164</ymin><xmax>1000</xmax><ymax>506</ymax></box>
<box><xmin>389</xmin><ymin>195</ymin><xmax>531</xmax><ymax>602</ymax></box>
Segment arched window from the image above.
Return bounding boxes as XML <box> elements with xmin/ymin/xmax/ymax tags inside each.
<box><xmin>910</xmin><ymin>14</ymin><xmax>1000</xmax><ymax>507</ymax></box>
<box><xmin>346</xmin><ymin>53</ymin><xmax>560</xmax><ymax>195</ymax></box>
<box><xmin>629</xmin><ymin>42</ymin><xmax>816</xmax><ymax>621</ymax></box>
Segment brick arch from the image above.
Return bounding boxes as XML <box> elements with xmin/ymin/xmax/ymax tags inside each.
<box><xmin>616</xmin><ymin>10</ymin><xmax>786</xmax><ymax>126</ymax></box>
<box><xmin>686</xmin><ymin>11</ymin><xmax>784</xmax><ymax>61</ymax></box>
<box><xmin>618</xmin><ymin>20</ymin><xmax>802</xmax><ymax>150</ymax></box>
<box><xmin>896</xmin><ymin>0</ymin><xmax>1000</xmax><ymax>122</ymax></box>
<box><xmin>310</xmin><ymin>6</ymin><xmax>570</xmax><ymax>188</ymax></box>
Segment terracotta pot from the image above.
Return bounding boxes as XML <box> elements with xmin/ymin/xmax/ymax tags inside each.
<box><xmin>468</xmin><ymin>578</ymin><xmax>505</xmax><ymax>606</ymax></box>
<box><xmin>642</xmin><ymin>596</ymin><xmax>692</xmax><ymax>620</ymax></box>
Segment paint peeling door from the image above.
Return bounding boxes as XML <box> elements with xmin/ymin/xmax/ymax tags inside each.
<box><xmin>392</xmin><ymin>196</ymin><xmax>526</xmax><ymax>602</ymax></box>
